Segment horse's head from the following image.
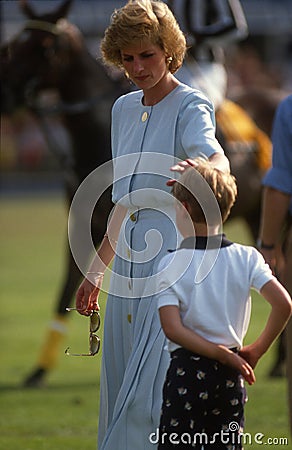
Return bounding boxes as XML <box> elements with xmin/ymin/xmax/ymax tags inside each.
<box><xmin>0</xmin><ymin>0</ymin><xmax>84</xmax><ymax>113</ymax></box>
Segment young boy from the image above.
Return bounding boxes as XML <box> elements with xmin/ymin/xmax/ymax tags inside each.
<box><xmin>157</xmin><ymin>158</ymin><xmax>291</xmax><ymax>449</ymax></box>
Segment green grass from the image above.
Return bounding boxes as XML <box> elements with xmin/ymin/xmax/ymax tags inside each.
<box><xmin>0</xmin><ymin>195</ymin><xmax>104</xmax><ymax>450</ymax></box>
<box><xmin>0</xmin><ymin>196</ymin><xmax>290</xmax><ymax>449</ymax></box>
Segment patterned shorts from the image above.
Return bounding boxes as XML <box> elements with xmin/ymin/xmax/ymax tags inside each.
<box><xmin>158</xmin><ymin>348</ymin><xmax>247</xmax><ymax>450</ymax></box>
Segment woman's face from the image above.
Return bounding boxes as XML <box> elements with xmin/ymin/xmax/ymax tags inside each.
<box><xmin>120</xmin><ymin>41</ymin><xmax>169</xmax><ymax>91</ymax></box>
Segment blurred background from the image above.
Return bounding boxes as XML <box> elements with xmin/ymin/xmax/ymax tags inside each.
<box><xmin>1</xmin><ymin>0</ymin><xmax>291</xmax><ymax>190</ymax></box>
<box><xmin>0</xmin><ymin>1</ymin><xmax>291</xmax><ymax>449</ymax></box>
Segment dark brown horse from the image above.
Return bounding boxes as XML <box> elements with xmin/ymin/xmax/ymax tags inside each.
<box><xmin>0</xmin><ymin>0</ymin><xmax>281</xmax><ymax>386</ymax></box>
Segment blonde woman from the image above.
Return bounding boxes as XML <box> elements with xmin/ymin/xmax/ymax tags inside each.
<box><xmin>75</xmin><ymin>1</ymin><xmax>230</xmax><ymax>448</ymax></box>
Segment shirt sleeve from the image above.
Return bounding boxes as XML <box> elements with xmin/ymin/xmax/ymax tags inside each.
<box><xmin>262</xmin><ymin>95</ymin><xmax>292</xmax><ymax>196</ymax></box>
<box><xmin>156</xmin><ymin>257</ymin><xmax>180</xmax><ymax>309</ymax></box>
<box><xmin>157</xmin><ymin>291</ymin><xmax>180</xmax><ymax>309</ymax></box>
<box><xmin>249</xmin><ymin>247</ymin><xmax>275</xmax><ymax>292</ymax></box>
<box><xmin>178</xmin><ymin>91</ymin><xmax>224</xmax><ymax>160</ymax></box>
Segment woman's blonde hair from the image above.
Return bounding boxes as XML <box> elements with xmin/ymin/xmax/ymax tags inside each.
<box><xmin>173</xmin><ymin>158</ymin><xmax>238</xmax><ymax>224</ymax></box>
<box><xmin>100</xmin><ymin>0</ymin><xmax>186</xmax><ymax>74</ymax></box>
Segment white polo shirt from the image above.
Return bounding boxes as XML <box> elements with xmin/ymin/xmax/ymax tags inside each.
<box><xmin>157</xmin><ymin>235</ymin><xmax>274</xmax><ymax>352</ymax></box>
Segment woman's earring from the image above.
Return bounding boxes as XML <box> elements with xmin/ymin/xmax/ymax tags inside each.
<box><xmin>124</xmin><ymin>71</ymin><xmax>133</xmax><ymax>85</ymax></box>
<box><xmin>166</xmin><ymin>56</ymin><xmax>173</xmax><ymax>70</ymax></box>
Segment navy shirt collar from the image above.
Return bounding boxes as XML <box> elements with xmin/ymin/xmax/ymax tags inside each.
<box><xmin>169</xmin><ymin>234</ymin><xmax>233</xmax><ymax>252</ymax></box>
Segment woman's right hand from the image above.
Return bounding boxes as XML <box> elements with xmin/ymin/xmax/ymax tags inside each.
<box><xmin>76</xmin><ymin>277</ymin><xmax>102</xmax><ymax>315</ymax></box>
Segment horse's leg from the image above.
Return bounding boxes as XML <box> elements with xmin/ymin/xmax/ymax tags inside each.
<box><xmin>236</xmin><ymin>187</ymin><xmax>288</xmax><ymax>380</ymax></box>
<box><xmin>23</xmin><ymin>232</ymin><xmax>84</xmax><ymax>387</ymax></box>
<box><xmin>269</xmin><ymin>220</ymin><xmax>291</xmax><ymax>378</ymax></box>
<box><xmin>282</xmin><ymin>222</ymin><xmax>292</xmax><ymax>432</ymax></box>
<box><xmin>226</xmin><ymin>150</ymin><xmax>264</xmax><ymax>244</ymax></box>
<box><xmin>244</xmin><ymin>206</ymin><xmax>261</xmax><ymax>244</ymax></box>
<box><xmin>269</xmin><ymin>331</ymin><xmax>287</xmax><ymax>377</ymax></box>
<box><xmin>23</xmin><ymin>178</ymin><xmax>83</xmax><ymax>387</ymax></box>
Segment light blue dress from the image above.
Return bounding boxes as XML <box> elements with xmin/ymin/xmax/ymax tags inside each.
<box><xmin>98</xmin><ymin>83</ymin><xmax>224</xmax><ymax>450</ymax></box>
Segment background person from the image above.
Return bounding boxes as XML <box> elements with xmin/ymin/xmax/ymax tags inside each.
<box><xmin>170</xmin><ymin>0</ymin><xmax>248</xmax><ymax>110</ymax></box>
<box><xmin>157</xmin><ymin>159</ymin><xmax>291</xmax><ymax>449</ymax></box>
<box><xmin>257</xmin><ymin>94</ymin><xmax>292</xmax><ymax>431</ymax></box>
<box><xmin>74</xmin><ymin>1</ymin><xmax>230</xmax><ymax>449</ymax></box>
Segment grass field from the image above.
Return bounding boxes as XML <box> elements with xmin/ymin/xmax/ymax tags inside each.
<box><xmin>0</xmin><ymin>194</ymin><xmax>290</xmax><ymax>449</ymax></box>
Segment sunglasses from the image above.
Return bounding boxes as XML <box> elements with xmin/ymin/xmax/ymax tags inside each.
<box><xmin>65</xmin><ymin>308</ymin><xmax>101</xmax><ymax>356</ymax></box>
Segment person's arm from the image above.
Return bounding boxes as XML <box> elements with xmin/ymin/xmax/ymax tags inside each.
<box><xmin>167</xmin><ymin>153</ymin><xmax>230</xmax><ymax>186</ymax></box>
<box><xmin>240</xmin><ymin>278</ymin><xmax>292</xmax><ymax>368</ymax></box>
<box><xmin>258</xmin><ymin>95</ymin><xmax>292</xmax><ymax>269</ymax></box>
<box><xmin>208</xmin><ymin>151</ymin><xmax>230</xmax><ymax>173</ymax></box>
<box><xmin>258</xmin><ymin>186</ymin><xmax>290</xmax><ymax>271</ymax></box>
<box><xmin>76</xmin><ymin>203</ymin><xmax>127</xmax><ymax>314</ymax></box>
<box><xmin>159</xmin><ymin>305</ymin><xmax>255</xmax><ymax>385</ymax></box>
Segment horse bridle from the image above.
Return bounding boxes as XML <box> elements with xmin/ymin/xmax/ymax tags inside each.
<box><xmin>18</xmin><ymin>19</ymin><xmax>113</xmax><ymax>116</ymax></box>
<box><xmin>23</xmin><ymin>19</ymin><xmax>60</xmax><ymax>35</ymax></box>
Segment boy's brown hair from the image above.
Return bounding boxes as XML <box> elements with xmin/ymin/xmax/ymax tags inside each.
<box><xmin>172</xmin><ymin>157</ymin><xmax>237</xmax><ymax>224</ymax></box>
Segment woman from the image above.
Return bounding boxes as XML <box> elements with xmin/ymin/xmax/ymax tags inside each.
<box><xmin>75</xmin><ymin>1</ymin><xmax>230</xmax><ymax>449</ymax></box>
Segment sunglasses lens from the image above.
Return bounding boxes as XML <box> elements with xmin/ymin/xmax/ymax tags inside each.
<box><xmin>90</xmin><ymin>334</ymin><xmax>100</xmax><ymax>355</ymax></box>
<box><xmin>90</xmin><ymin>312</ymin><xmax>100</xmax><ymax>332</ymax></box>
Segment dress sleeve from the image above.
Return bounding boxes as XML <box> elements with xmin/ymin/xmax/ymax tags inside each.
<box><xmin>111</xmin><ymin>95</ymin><xmax>127</xmax><ymax>204</ymax></box>
<box><xmin>178</xmin><ymin>92</ymin><xmax>224</xmax><ymax>160</ymax></box>
<box><xmin>111</xmin><ymin>96</ymin><xmax>124</xmax><ymax>160</ymax></box>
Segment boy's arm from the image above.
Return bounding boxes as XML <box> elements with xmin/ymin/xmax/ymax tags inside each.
<box><xmin>240</xmin><ymin>278</ymin><xmax>292</xmax><ymax>368</ymax></box>
<box><xmin>159</xmin><ymin>305</ymin><xmax>255</xmax><ymax>385</ymax></box>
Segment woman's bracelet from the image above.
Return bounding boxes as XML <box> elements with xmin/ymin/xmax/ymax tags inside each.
<box><xmin>86</xmin><ymin>271</ymin><xmax>104</xmax><ymax>276</ymax></box>
<box><xmin>86</xmin><ymin>271</ymin><xmax>104</xmax><ymax>287</ymax></box>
